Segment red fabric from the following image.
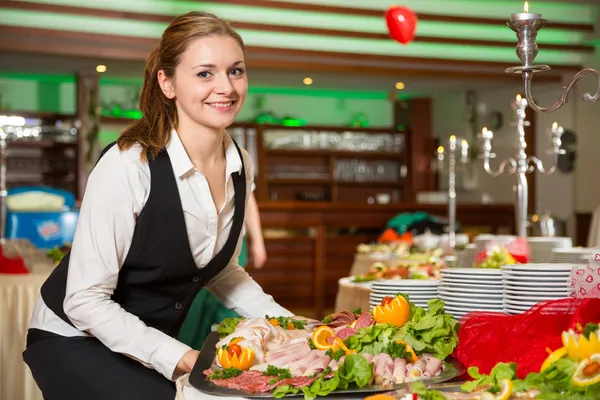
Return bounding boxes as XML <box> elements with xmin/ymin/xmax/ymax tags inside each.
<box><xmin>454</xmin><ymin>298</ymin><xmax>600</xmax><ymax>379</ymax></box>
<box><xmin>0</xmin><ymin>245</ymin><xmax>29</xmax><ymax>274</ymax></box>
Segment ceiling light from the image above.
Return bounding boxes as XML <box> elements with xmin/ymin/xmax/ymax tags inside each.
<box><xmin>96</xmin><ymin>65</ymin><xmax>107</xmax><ymax>73</ymax></box>
<box><xmin>303</xmin><ymin>77</ymin><xmax>313</xmax><ymax>85</ymax></box>
<box><xmin>395</xmin><ymin>82</ymin><xmax>405</xmax><ymax>90</ymax></box>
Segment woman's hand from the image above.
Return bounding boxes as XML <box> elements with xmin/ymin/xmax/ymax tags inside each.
<box><xmin>175</xmin><ymin>349</ymin><xmax>200</xmax><ymax>376</ymax></box>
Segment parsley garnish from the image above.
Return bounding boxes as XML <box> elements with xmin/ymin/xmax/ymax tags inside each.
<box><xmin>308</xmin><ymin>338</ymin><xmax>316</xmax><ymax>350</ymax></box>
<box><xmin>263</xmin><ymin>365</ymin><xmax>292</xmax><ymax>380</ymax></box>
<box><xmin>351</xmin><ymin>308</ymin><xmax>362</xmax><ymax>314</ymax></box>
<box><xmin>582</xmin><ymin>323</ymin><xmax>599</xmax><ymax>340</ymax></box>
<box><xmin>265</xmin><ymin>315</ymin><xmax>306</xmax><ymax>330</ymax></box>
<box><xmin>386</xmin><ymin>341</ymin><xmax>412</xmax><ymax>360</ymax></box>
<box><xmin>209</xmin><ymin>367</ymin><xmax>242</xmax><ymax>380</ymax></box>
<box><xmin>325</xmin><ymin>348</ymin><xmax>346</xmax><ymax>361</ymax></box>
<box><xmin>321</xmin><ymin>315</ymin><xmax>333</xmax><ymax>324</ymax></box>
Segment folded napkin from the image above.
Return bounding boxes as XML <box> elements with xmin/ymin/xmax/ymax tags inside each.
<box><xmin>569</xmin><ymin>250</ymin><xmax>600</xmax><ymax>298</ymax></box>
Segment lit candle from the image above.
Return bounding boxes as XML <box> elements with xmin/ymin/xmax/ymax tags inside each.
<box><xmin>437</xmin><ymin>145</ymin><xmax>444</xmax><ymax>155</ymax></box>
<box><xmin>482</xmin><ymin>127</ymin><xmax>493</xmax><ymax>139</ymax></box>
<box><xmin>461</xmin><ymin>140</ymin><xmax>469</xmax><ymax>162</ymax></box>
<box><xmin>552</xmin><ymin>121</ymin><xmax>558</xmax><ymax>131</ymax></box>
<box><xmin>449</xmin><ymin>134</ymin><xmax>457</xmax><ymax>150</ymax></box>
<box><xmin>511</xmin><ymin>1</ymin><xmax>542</xmax><ymax>21</ymax></box>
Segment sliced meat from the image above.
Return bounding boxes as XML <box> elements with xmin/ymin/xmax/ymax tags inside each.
<box><xmin>302</xmin><ymin>355</ymin><xmax>331</xmax><ymax>377</ymax></box>
<box><xmin>393</xmin><ymin>358</ymin><xmax>406</xmax><ymax>383</ymax></box>
<box><xmin>288</xmin><ymin>350</ymin><xmax>326</xmax><ymax>376</ymax></box>
<box><xmin>407</xmin><ymin>358</ymin><xmax>427</xmax><ymax>380</ymax></box>
<box><xmin>360</xmin><ymin>353</ymin><xmax>374</xmax><ymax>363</ymax></box>
<box><xmin>372</xmin><ymin>353</ymin><xmax>394</xmax><ymax>385</ymax></box>
<box><xmin>266</xmin><ymin>342</ymin><xmax>312</xmax><ymax>368</ymax></box>
<box><xmin>353</xmin><ymin>312</ymin><xmax>375</xmax><ymax>329</ymax></box>
<box><xmin>423</xmin><ymin>356</ymin><xmax>443</xmax><ymax>377</ymax></box>
<box><xmin>335</xmin><ymin>326</ymin><xmax>357</xmax><ymax>341</ymax></box>
<box><xmin>206</xmin><ymin>369</ymin><xmax>318</xmax><ymax>393</ymax></box>
<box><xmin>316</xmin><ymin>310</ymin><xmax>356</xmax><ymax>328</ymax></box>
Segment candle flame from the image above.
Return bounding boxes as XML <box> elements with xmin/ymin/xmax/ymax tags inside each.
<box><xmin>449</xmin><ymin>134</ymin><xmax>456</xmax><ymax>142</ymax></box>
<box><xmin>524</xmin><ymin>1</ymin><xmax>529</xmax><ymax>13</ymax></box>
<box><xmin>461</xmin><ymin>140</ymin><xmax>468</xmax><ymax>147</ymax></box>
<box><xmin>516</xmin><ymin>94</ymin><xmax>522</xmax><ymax>101</ymax></box>
<box><xmin>437</xmin><ymin>146</ymin><xmax>444</xmax><ymax>153</ymax></box>
<box><xmin>552</xmin><ymin>122</ymin><xmax>558</xmax><ymax>130</ymax></box>
<box><xmin>482</xmin><ymin>127</ymin><xmax>488</xmax><ymax>134</ymax></box>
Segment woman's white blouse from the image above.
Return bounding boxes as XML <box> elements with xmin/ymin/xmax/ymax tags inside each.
<box><xmin>28</xmin><ymin>130</ymin><xmax>292</xmax><ymax>381</ymax></box>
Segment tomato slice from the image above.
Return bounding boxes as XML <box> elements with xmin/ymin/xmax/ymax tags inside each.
<box><xmin>381</xmin><ymin>296</ymin><xmax>394</xmax><ymax>306</ymax></box>
<box><xmin>228</xmin><ymin>344</ymin><xmax>242</xmax><ymax>358</ymax></box>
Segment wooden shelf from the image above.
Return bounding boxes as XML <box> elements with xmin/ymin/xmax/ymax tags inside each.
<box><xmin>0</xmin><ymin>110</ymin><xmax>76</xmax><ymax>120</ymax></box>
<box><xmin>267</xmin><ymin>178</ymin><xmax>331</xmax><ymax>185</ymax></box>
<box><xmin>266</xmin><ymin>148</ymin><xmax>402</xmax><ymax>160</ymax></box>
<box><xmin>7</xmin><ymin>140</ymin><xmax>77</xmax><ymax>148</ymax></box>
<box><xmin>336</xmin><ymin>180</ymin><xmax>403</xmax><ymax>187</ymax></box>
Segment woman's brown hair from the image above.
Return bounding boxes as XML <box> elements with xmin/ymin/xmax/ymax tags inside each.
<box><xmin>117</xmin><ymin>12</ymin><xmax>244</xmax><ymax>160</ymax></box>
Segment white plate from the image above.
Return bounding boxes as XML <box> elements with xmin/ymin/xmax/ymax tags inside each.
<box><xmin>441</xmin><ymin>268</ymin><xmax>503</xmax><ymax>276</ymax></box>
<box><xmin>438</xmin><ymin>287</ymin><xmax>504</xmax><ymax>295</ymax></box>
<box><xmin>504</xmin><ymin>281</ymin><xmax>569</xmax><ymax>288</ymax></box>
<box><xmin>503</xmin><ymin>289</ymin><xmax>568</xmax><ymax>297</ymax></box>
<box><xmin>504</xmin><ymin>298</ymin><xmax>567</xmax><ymax>307</ymax></box>
<box><xmin>370</xmin><ymin>294</ymin><xmax>435</xmax><ymax>301</ymax></box>
<box><xmin>503</xmin><ymin>277</ymin><xmax>569</xmax><ymax>284</ymax></box>
<box><xmin>440</xmin><ymin>297</ymin><xmax>503</xmax><ymax>306</ymax></box>
<box><xmin>500</xmin><ymin>264</ymin><xmax>575</xmax><ymax>271</ymax></box>
<box><xmin>439</xmin><ymin>281</ymin><xmax>503</xmax><ymax>290</ymax></box>
<box><xmin>444</xmin><ymin>305</ymin><xmax>504</xmax><ymax>313</ymax></box>
<box><xmin>441</xmin><ymin>277</ymin><xmax>502</xmax><ymax>285</ymax></box>
<box><xmin>501</xmin><ymin>270</ymin><xmax>571</xmax><ymax>277</ymax></box>
<box><xmin>372</xmin><ymin>280</ymin><xmax>440</xmax><ymax>287</ymax></box>
<box><xmin>371</xmin><ymin>289</ymin><xmax>438</xmax><ymax>295</ymax></box>
<box><xmin>438</xmin><ymin>290</ymin><xmax>504</xmax><ymax>299</ymax></box>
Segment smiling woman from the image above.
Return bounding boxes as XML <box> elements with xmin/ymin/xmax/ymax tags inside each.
<box><xmin>22</xmin><ymin>11</ymin><xmax>294</xmax><ymax>400</ymax></box>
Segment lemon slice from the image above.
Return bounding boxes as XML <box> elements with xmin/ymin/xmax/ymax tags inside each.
<box><xmin>541</xmin><ymin>347</ymin><xmax>567</xmax><ymax>372</ymax></box>
<box><xmin>495</xmin><ymin>379</ymin><xmax>513</xmax><ymax>400</ymax></box>
<box><xmin>572</xmin><ymin>353</ymin><xmax>600</xmax><ymax>387</ymax></box>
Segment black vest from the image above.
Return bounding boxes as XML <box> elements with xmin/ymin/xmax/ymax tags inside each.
<box><xmin>41</xmin><ymin>141</ymin><xmax>246</xmax><ymax>337</ymax></box>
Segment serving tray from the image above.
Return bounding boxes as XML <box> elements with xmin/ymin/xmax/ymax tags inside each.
<box><xmin>189</xmin><ymin>332</ymin><xmax>465</xmax><ymax>398</ymax></box>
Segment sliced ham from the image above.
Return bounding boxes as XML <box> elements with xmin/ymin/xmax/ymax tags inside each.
<box><xmin>407</xmin><ymin>358</ymin><xmax>427</xmax><ymax>380</ymax></box>
<box><xmin>287</xmin><ymin>350</ymin><xmax>326</xmax><ymax>376</ymax></box>
<box><xmin>372</xmin><ymin>353</ymin><xmax>394</xmax><ymax>385</ymax></box>
<box><xmin>302</xmin><ymin>355</ymin><xmax>331</xmax><ymax>377</ymax></box>
<box><xmin>360</xmin><ymin>353</ymin><xmax>374</xmax><ymax>363</ymax></box>
<box><xmin>422</xmin><ymin>355</ymin><xmax>443</xmax><ymax>377</ymax></box>
<box><xmin>393</xmin><ymin>358</ymin><xmax>407</xmax><ymax>383</ymax></box>
<box><xmin>334</xmin><ymin>326</ymin><xmax>357</xmax><ymax>341</ymax></box>
<box><xmin>266</xmin><ymin>342</ymin><xmax>312</xmax><ymax>368</ymax></box>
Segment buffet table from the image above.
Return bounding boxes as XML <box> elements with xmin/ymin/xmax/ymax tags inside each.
<box><xmin>0</xmin><ymin>272</ymin><xmax>49</xmax><ymax>400</ymax></box>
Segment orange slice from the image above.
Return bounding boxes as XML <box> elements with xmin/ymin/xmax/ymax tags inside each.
<box><xmin>312</xmin><ymin>326</ymin><xmax>335</xmax><ymax>350</ymax></box>
<box><xmin>332</xmin><ymin>337</ymin><xmax>357</xmax><ymax>355</ymax></box>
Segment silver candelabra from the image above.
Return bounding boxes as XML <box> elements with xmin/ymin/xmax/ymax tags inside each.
<box><xmin>435</xmin><ymin>135</ymin><xmax>469</xmax><ymax>249</ymax></box>
<box><xmin>480</xmin><ymin>94</ymin><xmax>564</xmax><ymax>237</ymax></box>
<box><xmin>0</xmin><ymin>126</ymin><xmax>7</xmax><ymax>245</ymax></box>
<box><xmin>505</xmin><ymin>1</ymin><xmax>600</xmax><ymax>113</ymax></box>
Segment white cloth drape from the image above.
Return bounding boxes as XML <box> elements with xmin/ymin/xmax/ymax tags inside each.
<box><xmin>0</xmin><ymin>273</ymin><xmax>48</xmax><ymax>400</ymax></box>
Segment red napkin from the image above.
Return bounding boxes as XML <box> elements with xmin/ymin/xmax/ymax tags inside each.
<box><xmin>0</xmin><ymin>245</ymin><xmax>29</xmax><ymax>274</ymax></box>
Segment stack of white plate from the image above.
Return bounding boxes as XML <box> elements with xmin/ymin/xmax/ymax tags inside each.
<box><xmin>501</xmin><ymin>264</ymin><xmax>572</xmax><ymax>315</ymax></box>
<box><xmin>438</xmin><ymin>268</ymin><xmax>504</xmax><ymax>320</ymax></box>
<box><xmin>551</xmin><ymin>247</ymin><xmax>593</xmax><ymax>264</ymax></box>
<box><xmin>527</xmin><ymin>237</ymin><xmax>573</xmax><ymax>263</ymax></box>
<box><xmin>370</xmin><ymin>280</ymin><xmax>439</xmax><ymax>310</ymax></box>
<box><xmin>474</xmin><ymin>235</ymin><xmax>516</xmax><ymax>254</ymax></box>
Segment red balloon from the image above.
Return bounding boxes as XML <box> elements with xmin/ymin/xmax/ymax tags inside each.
<box><xmin>385</xmin><ymin>6</ymin><xmax>418</xmax><ymax>45</ymax></box>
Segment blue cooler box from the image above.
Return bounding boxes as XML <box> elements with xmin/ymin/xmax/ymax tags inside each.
<box><xmin>4</xmin><ymin>187</ymin><xmax>79</xmax><ymax>249</ymax></box>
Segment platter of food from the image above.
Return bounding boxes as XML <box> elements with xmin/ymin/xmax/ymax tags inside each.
<box><xmin>189</xmin><ymin>295</ymin><xmax>464</xmax><ymax>399</ymax></box>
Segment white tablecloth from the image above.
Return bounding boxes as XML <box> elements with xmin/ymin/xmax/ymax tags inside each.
<box><xmin>0</xmin><ymin>272</ymin><xmax>48</xmax><ymax>400</ymax></box>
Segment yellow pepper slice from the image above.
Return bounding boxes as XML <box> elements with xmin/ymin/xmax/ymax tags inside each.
<box><xmin>217</xmin><ymin>346</ymin><xmax>255</xmax><ymax>370</ymax></box>
<box><xmin>372</xmin><ymin>296</ymin><xmax>410</xmax><ymax>327</ymax></box>
<box><xmin>562</xmin><ymin>330</ymin><xmax>600</xmax><ymax>361</ymax></box>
